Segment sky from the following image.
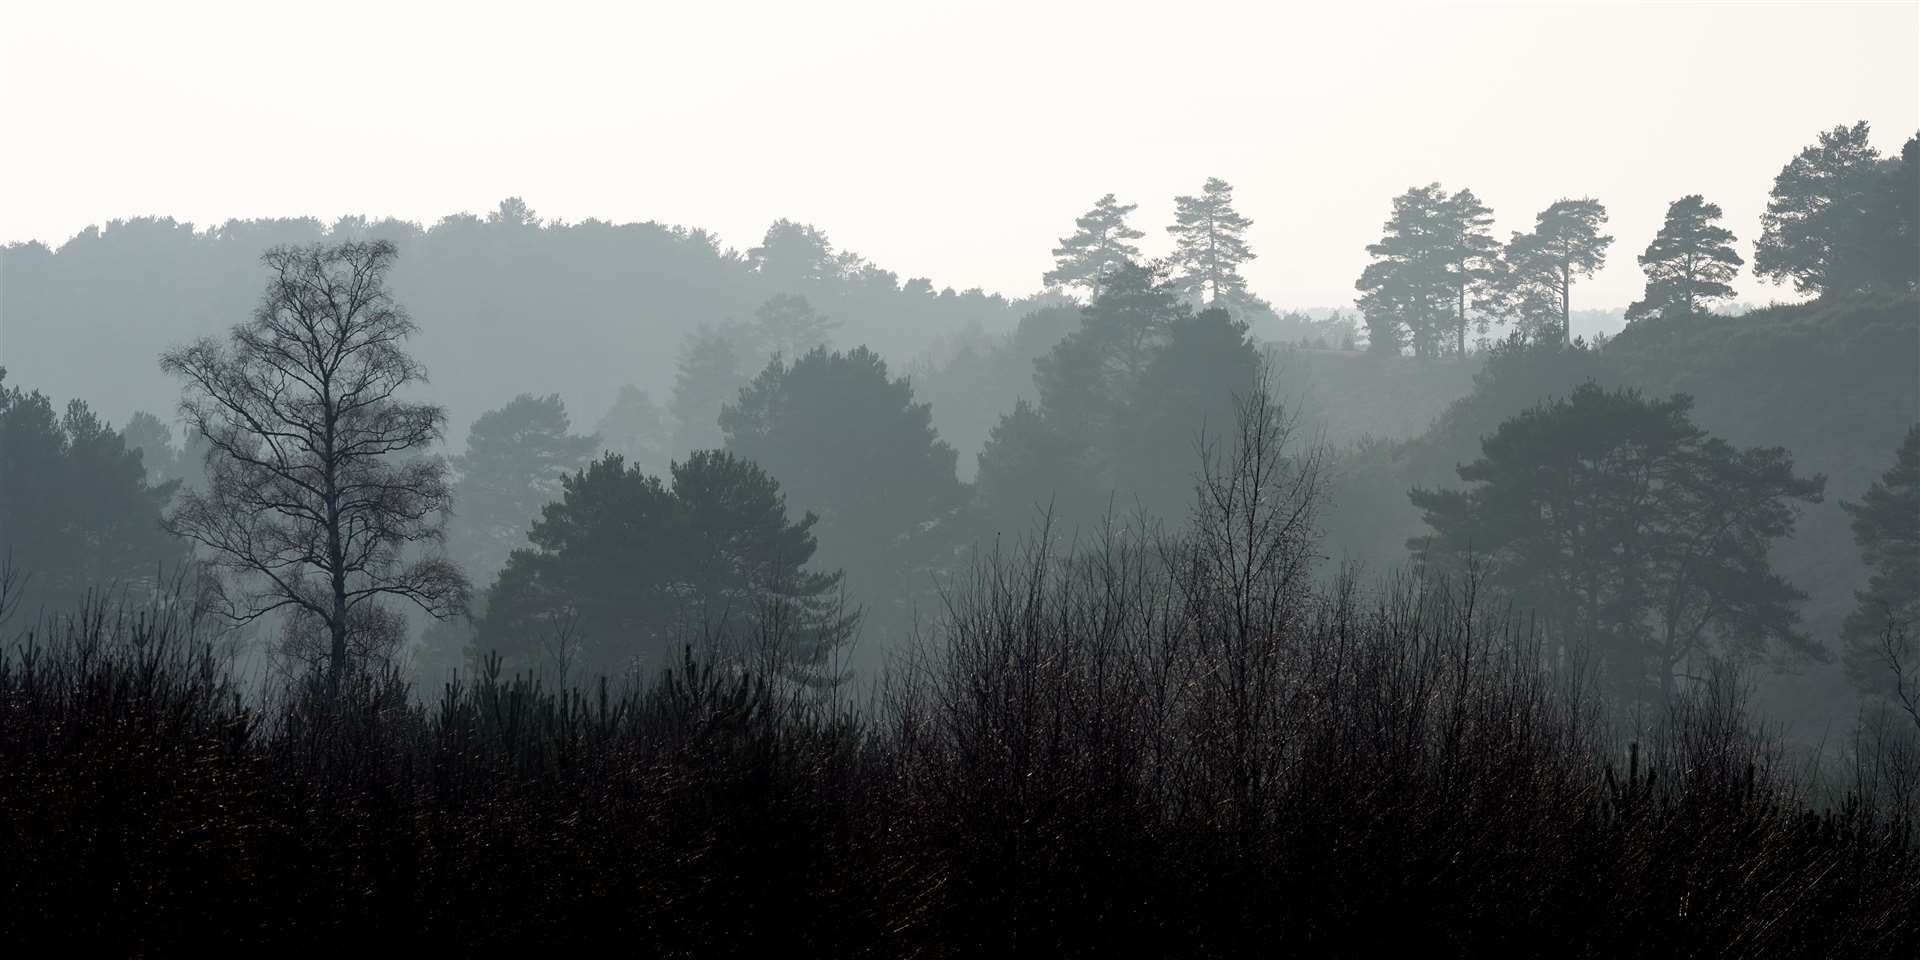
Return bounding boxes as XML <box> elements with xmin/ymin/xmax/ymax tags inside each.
<box><xmin>2</xmin><ymin>0</ymin><xmax>1916</xmax><ymax>322</ymax></box>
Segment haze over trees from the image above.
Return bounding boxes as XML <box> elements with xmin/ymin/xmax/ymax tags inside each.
<box><xmin>449</xmin><ymin>393</ymin><xmax>598</xmax><ymax>585</ymax></box>
<box><xmin>592</xmin><ymin>384</ymin><xmax>673</xmax><ymax>478</ymax></box>
<box><xmin>0</xmin><ymin>107</ymin><xmax>1916</xmax><ymax>950</ymax></box>
<box><xmin>0</xmin><ymin>370</ymin><xmax>186</xmax><ymax>614</ymax></box>
<box><xmin>1411</xmin><ymin>384</ymin><xmax>1826</xmax><ymax>703</ymax></box>
<box><xmin>1841</xmin><ymin>426</ymin><xmax>1920</xmax><ymax>697</ymax></box>
<box><xmin>477</xmin><ymin>449</ymin><xmax>851</xmax><ymax>683</ymax></box>
<box><xmin>721</xmin><ymin>345</ymin><xmax>967</xmax><ymax>637</ymax></box>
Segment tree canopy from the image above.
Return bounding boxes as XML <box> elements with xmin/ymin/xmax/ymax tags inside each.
<box><xmin>722</xmin><ymin>346</ymin><xmax>966</xmax><ymax>634</ymax></box>
<box><xmin>478</xmin><ymin>450</ymin><xmax>849</xmax><ymax>682</ymax></box>
<box><xmin>1755</xmin><ymin>122</ymin><xmax>1916</xmax><ymax>296</ymax></box>
<box><xmin>0</xmin><ymin>370</ymin><xmax>187</xmax><ymax>616</ymax></box>
<box><xmin>671</xmin><ymin>322</ymin><xmax>746</xmax><ymax>454</ymax></box>
<box><xmin>1043</xmin><ymin>193</ymin><xmax>1146</xmax><ymax>300</ymax></box>
<box><xmin>1625</xmin><ymin>195</ymin><xmax>1744</xmax><ymax>322</ymax></box>
<box><xmin>594</xmin><ymin>384</ymin><xmax>674</xmax><ymax>479</ymax></box>
<box><xmin>1492</xmin><ymin>199</ymin><xmax>1613</xmax><ymax>345</ymax></box>
<box><xmin>451</xmin><ymin>393</ymin><xmax>599</xmax><ymax>585</ymax></box>
<box><xmin>1411</xmin><ymin>383</ymin><xmax>1825</xmax><ymax>703</ymax></box>
<box><xmin>161</xmin><ymin>240</ymin><xmax>467</xmax><ymax>691</ymax></box>
<box><xmin>1167</xmin><ymin>177</ymin><xmax>1256</xmax><ymax>307</ymax></box>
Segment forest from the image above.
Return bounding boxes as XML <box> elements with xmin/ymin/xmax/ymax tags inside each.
<box><xmin>0</xmin><ymin>118</ymin><xmax>1917</xmax><ymax>953</ymax></box>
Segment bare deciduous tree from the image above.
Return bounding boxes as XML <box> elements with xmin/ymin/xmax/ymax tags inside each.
<box><xmin>162</xmin><ymin>240</ymin><xmax>467</xmax><ymax>695</ymax></box>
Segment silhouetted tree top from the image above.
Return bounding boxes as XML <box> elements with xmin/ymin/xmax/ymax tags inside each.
<box><xmin>1044</xmin><ymin>193</ymin><xmax>1146</xmax><ymax>301</ymax></box>
<box><xmin>1491</xmin><ymin>198</ymin><xmax>1613</xmax><ymax>345</ymax></box>
<box><xmin>1167</xmin><ymin>177</ymin><xmax>1256</xmax><ymax>306</ymax></box>
<box><xmin>1356</xmin><ymin>184</ymin><xmax>1454</xmax><ymax>358</ymax></box>
<box><xmin>748</xmin><ymin>219</ymin><xmax>841</xmax><ymax>292</ymax></box>
<box><xmin>1754</xmin><ymin>121</ymin><xmax>1913</xmax><ymax>296</ymax></box>
<box><xmin>1625</xmin><ymin>195</ymin><xmax>1743</xmax><ymax>323</ymax></box>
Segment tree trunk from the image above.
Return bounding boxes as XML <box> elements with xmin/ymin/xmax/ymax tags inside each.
<box><xmin>325</xmin><ymin>420</ymin><xmax>348</xmax><ymax>699</ymax></box>
<box><xmin>1457</xmin><ymin>285</ymin><xmax>1468</xmax><ymax>356</ymax></box>
<box><xmin>1560</xmin><ymin>266</ymin><xmax>1572</xmax><ymax>345</ymax></box>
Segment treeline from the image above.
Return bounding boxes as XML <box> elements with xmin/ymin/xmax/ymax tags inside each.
<box><xmin>2</xmin><ymin>121</ymin><xmax>1915</xmax><ymax>710</ymax></box>
<box><xmin>0</xmin><ymin>199</ymin><xmax>1038</xmax><ymax>450</ymax></box>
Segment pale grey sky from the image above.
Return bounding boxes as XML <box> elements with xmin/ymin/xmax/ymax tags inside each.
<box><xmin>3</xmin><ymin>0</ymin><xmax>1915</xmax><ymax>322</ymax></box>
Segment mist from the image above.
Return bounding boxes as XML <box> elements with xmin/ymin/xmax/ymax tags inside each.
<box><xmin>1</xmin><ymin>0</ymin><xmax>1917</xmax><ymax>952</ymax></box>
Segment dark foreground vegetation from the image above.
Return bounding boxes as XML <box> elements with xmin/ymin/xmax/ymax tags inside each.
<box><xmin>4</xmin><ymin>533</ymin><xmax>1917</xmax><ymax>953</ymax></box>
<box><xmin>1</xmin><ymin>119</ymin><xmax>1916</xmax><ymax>954</ymax></box>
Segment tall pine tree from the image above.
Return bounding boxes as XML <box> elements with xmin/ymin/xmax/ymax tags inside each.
<box><xmin>1625</xmin><ymin>195</ymin><xmax>1743</xmax><ymax>322</ymax></box>
<box><xmin>1043</xmin><ymin>194</ymin><xmax>1146</xmax><ymax>300</ymax></box>
<box><xmin>1494</xmin><ymin>198</ymin><xmax>1612</xmax><ymax>344</ymax></box>
<box><xmin>1754</xmin><ymin>121</ymin><xmax>1891</xmax><ymax>296</ymax></box>
<box><xmin>1440</xmin><ymin>188</ymin><xmax>1501</xmax><ymax>355</ymax></box>
<box><xmin>1355</xmin><ymin>184</ymin><xmax>1454</xmax><ymax>358</ymax></box>
<box><xmin>1167</xmin><ymin>177</ymin><xmax>1256</xmax><ymax>306</ymax></box>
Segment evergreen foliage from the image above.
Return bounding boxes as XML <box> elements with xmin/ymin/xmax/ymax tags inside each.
<box><xmin>1043</xmin><ymin>193</ymin><xmax>1146</xmax><ymax>300</ymax></box>
<box><xmin>1625</xmin><ymin>195</ymin><xmax>1744</xmax><ymax>322</ymax></box>
<box><xmin>1167</xmin><ymin>177</ymin><xmax>1256</xmax><ymax>306</ymax></box>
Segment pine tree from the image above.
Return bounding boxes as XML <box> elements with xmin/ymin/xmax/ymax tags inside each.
<box><xmin>1043</xmin><ymin>194</ymin><xmax>1146</xmax><ymax>300</ymax></box>
<box><xmin>972</xmin><ymin>400</ymin><xmax>1095</xmax><ymax>540</ymax></box>
<box><xmin>748</xmin><ymin>219</ymin><xmax>840</xmax><ymax>292</ymax></box>
<box><xmin>1411</xmin><ymin>385</ymin><xmax>1824</xmax><ymax>703</ymax></box>
<box><xmin>671</xmin><ymin>322</ymin><xmax>745</xmax><ymax>453</ymax></box>
<box><xmin>721</xmin><ymin>347</ymin><xmax>966</xmax><ymax>636</ymax></box>
<box><xmin>1116</xmin><ymin>307</ymin><xmax>1262</xmax><ymax>521</ymax></box>
<box><xmin>1755</xmin><ymin>121</ymin><xmax>1890</xmax><ymax>296</ymax></box>
<box><xmin>1625</xmin><ymin>195</ymin><xmax>1743</xmax><ymax>322</ymax></box>
<box><xmin>451</xmin><ymin>393</ymin><xmax>599</xmax><ymax>585</ymax></box>
<box><xmin>1493</xmin><ymin>199</ymin><xmax>1612</xmax><ymax>344</ymax></box>
<box><xmin>595</xmin><ymin>385</ymin><xmax>673</xmax><ymax>478</ymax></box>
<box><xmin>748</xmin><ymin>293</ymin><xmax>839</xmax><ymax>363</ymax></box>
<box><xmin>1034</xmin><ymin>260</ymin><xmax>1187</xmax><ymax>448</ymax></box>
<box><xmin>1355</xmin><ymin>184</ymin><xmax>1454</xmax><ymax>358</ymax></box>
<box><xmin>1440</xmin><ymin>189</ymin><xmax>1501</xmax><ymax>355</ymax></box>
<box><xmin>1166</xmin><ymin>177</ymin><xmax>1256</xmax><ymax>306</ymax></box>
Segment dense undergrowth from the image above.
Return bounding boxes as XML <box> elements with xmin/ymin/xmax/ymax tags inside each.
<box><xmin>1</xmin><ymin>554</ymin><xmax>1916</xmax><ymax>955</ymax></box>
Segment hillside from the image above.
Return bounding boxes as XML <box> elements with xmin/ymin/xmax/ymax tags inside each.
<box><xmin>0</xmin><ymin>206</ymin><xmax>1030</xmax><ymax>444</ymax></box>
<box><xmin>1320</xmin><ymin>294</ymin><xmax>1920</xmax><ymax>728</ymax></box>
